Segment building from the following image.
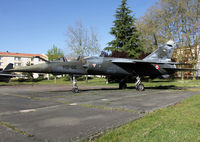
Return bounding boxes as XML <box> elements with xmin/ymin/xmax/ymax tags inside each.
<box><xmin>0</xmin><ymin>52</ymin><xmax>48</xmax><ymax>78</ymax></box>
<box><xmin>173</xmin><ymin>45</ymin><xmax>200</xmax><ymax>78</ymax></box>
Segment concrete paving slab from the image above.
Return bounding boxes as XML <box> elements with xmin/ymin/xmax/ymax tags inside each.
<box><xmin>51</xmin><ymin>90</ymin><xmax>196</xmax><ymax>112</ymax></box>
<box><xmin>0</xmin><ymin>125</ymin><xmax>38</xmax><ymax>142</ymax></box>
<box><xmin>0</xmin><ymin>84</ymin><xmax>198</xmax><ymax>142</ymax></box>
<box><xmin>0</xmin><ymin>94</ymin><xmax>60</xmax><ymax>114</ymax></box>
<box><xmin>0</xmin><ymin>105</ymin><xmax>136</xmax><ymax>142</ymax></box>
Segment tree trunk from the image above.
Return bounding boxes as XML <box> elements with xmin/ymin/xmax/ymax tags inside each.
<box><xmin>54</xmin><ymin>76</ymin><xmax>57</xmax><ymax>84</ymax></box>
<box><xmin>85</xmin><ymin>75</ymin><xmax>88</xmax><ymax>83</ymax></box>
<box><xmin>181</xmin><ymin>72</ymin><xmax>184</xmax><ymax>81</ymax></box>
<box><xmin>193</xmin><ymin>64</ymin><xmax>196</xmax><ymax>80</ymax></box>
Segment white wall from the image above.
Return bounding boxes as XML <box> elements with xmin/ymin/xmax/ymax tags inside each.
<box><xmin>0</xmin><ymin>55</ymin><xmax>48</xmax><ymax>78</ymax></box>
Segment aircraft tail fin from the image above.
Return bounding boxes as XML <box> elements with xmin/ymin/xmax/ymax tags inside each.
<box><xmin>143</xmin><ymin>40</ymin><xmax>176</xmax><ymax>62</ymax></box>
<box><xmin>0</xmin><ymin>63</ymin><xmax>14</xmax><ymax>83</ymax></box>
<box><xmin>3</xmin><ymin>63</ymin><xmax>13</xmax><ymax>71</ymax></box>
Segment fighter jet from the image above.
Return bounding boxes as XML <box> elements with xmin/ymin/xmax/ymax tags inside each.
<box><xmin>0</xmin><ymin>63</ymin><xmax>20</xmax><ymax>83</ymax></box>
<box><xmin>6</xmin><ymin>40</ymin><xmax>190</xmax><ymax>92</ymax></box>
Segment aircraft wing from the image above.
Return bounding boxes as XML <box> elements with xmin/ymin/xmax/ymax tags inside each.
<box><xmin>163</xmin><ymin>68</ymin><xmax>196</xmax><ymax>71</ymax></box>
<box><xmin>111</xmin><ymin>59</ymin><xmax>195</xmax><ymax>77</ymax></box>
<box><xmin>111</xmin><ymin>59</ymin><xmax>182</xmax><ymax>65</ymax></box>
<box><xmin>0</xmin><ymin>73</ymin><xmax>23</xmax><ymax>77</ymax></box>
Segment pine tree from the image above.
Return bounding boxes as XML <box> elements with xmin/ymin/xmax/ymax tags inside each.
<box><xmin>105</xmin><ymin>0</ymin><xmax>143</xmax><ymax>58</ymax></box>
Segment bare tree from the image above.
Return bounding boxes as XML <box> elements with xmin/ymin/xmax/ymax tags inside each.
<box><xmin>137</xmin><ymin>0</ymin><xmax>200</xmax><ymax>79</ymax></box>
<box><xmin>137</xmin><ymin>0</ymin><xmax>200</xmax><ymax>53</ymax></box>
<box><xmin>66</xmin><ymin>21</ymin><xmax>100</xmax><ymax>57</ymax></box>
<box><xmin>66</xmin><ymin>21</ymin><xmax>100</xmax><ymax>83</ymax></box>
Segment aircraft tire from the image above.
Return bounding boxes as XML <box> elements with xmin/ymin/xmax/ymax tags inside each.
<box><xmin>72</xmin><ymin>88</ymin><xmax>79</xmax><ymax>93</ymax></box>
<box><xmin>119</xmin><ymin>83</ymin><xmax>127</xmax><ymax>89</ymax></box>
<box><xmin>137</xmin><ymin>84</ymin><xmax>145</xmax><ymax>91</ymax></box>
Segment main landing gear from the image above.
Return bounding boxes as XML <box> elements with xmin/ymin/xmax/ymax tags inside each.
<box><xmin>118</xmin><ymin>76</ymin><xmax>145</xmax><ymax>91</ymax></box>
<box><xmin>72</xmin><ymin>76</ymin><xmax>79</xmax><ymax>93</ymax></box>
<box><xmin>71</xmin><ymin>75</ymin><xmax>144</xmax><ymax>93</ymax></box>
<box><xmin>119</xmin><ymin>79</ymin><xmax>127</xmax><ymax>89</ymax></box>
<box><xmin>135</xmin><ymin>76</ymin><xmax>145</xmax><ymax>91</ymax></box>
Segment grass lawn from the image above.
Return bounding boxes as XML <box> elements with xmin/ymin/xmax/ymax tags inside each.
<box><xmin>0</xmin><ymin>77</ymin><xmax>111</xmax><ymax>86</ymax></box>
<box><xmin>143</xmin><ymin>79</ymin><xmax>200</xmax><ymax>88</ymax></box>
<box><xmin>95</xmin><ymin>93</ymin><xmax>200</xmax><ymax>142</ymax></box>
<box><xmin>1</xmin><ymin>77</ymin><xmax>200</xmax><ymax>88</ymax></box>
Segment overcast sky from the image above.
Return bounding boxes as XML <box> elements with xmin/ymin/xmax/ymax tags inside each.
<box><xmin>0</xmin><ymin>0</ymin><xmax>158</xmax><ymax>55</ymax></box>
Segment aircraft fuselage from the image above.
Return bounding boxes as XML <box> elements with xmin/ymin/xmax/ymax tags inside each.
<box><xmin>11</xmin><ymin>57</ymin><xmax>175</xmax><ymax>79</ymax></box>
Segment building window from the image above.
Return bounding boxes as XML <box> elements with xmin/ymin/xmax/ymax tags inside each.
<box><xmin>31</xmin><ymin>58</ymin><xmax>34</xmax><ymax>61</ymax></box>
<box><xmin>0</xmin><ymin>62</ymin><xmax>2</xmax><ymax>66</ymax></box>
<box><xmin>14</xmin><ymin>63</ymin><xmax>21</xmax><ymax>66</ymax></box>
<box><xmin>14</xmin><ymin>57</ymin><xmax>21</xmax><ymax>61</ymax></box>
<box><xmin>0</xmin><ymin>56</ymin><xmax>2</xmax><ymax>60</ymax></box>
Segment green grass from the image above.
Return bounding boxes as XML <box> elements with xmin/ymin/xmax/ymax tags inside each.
<box><xmin>143</xmin><ymin>79</ymin><xmax>200</xmax><ymax>88</ymax></box>
<box><xmin>95</xmin><ymin>93</ymin><xmax>200</xmax><ymax>142</ymax></box>
<box><xmin>1</xmin><ymin>78</ymin><xmax>200</xmax><ymax>89</ymax></box>
<box><xmin>0</xmin><ymin>77</ymin><xmax>111</xmax><ymax>86</ymax></box>
<box><xmin>0</xmin><ymin>121</ymin><xmax>33</xmax><ymax>137</ymax></box>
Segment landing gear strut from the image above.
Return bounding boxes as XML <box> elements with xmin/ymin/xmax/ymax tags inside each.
<box><xmin>72</xmin><ymin>76</ymin><xmax>79</xmax><ymax>93</ymax></box>
<box><xmin>119</xmin><ymin>82</ymin><xmax>127</xmax><ymax>89</ymax></box>
<box><xmin>135</xmin><ymin>76</ymin><xmax>145</xmax><ymax>91</ymax></box>
<box><xmin>119</xmin><ymin>79</ymin><xmax>127</xmax><ymax>89</ymax></box>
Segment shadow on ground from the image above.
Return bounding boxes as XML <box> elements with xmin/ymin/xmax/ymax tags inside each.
<box><xmin>49</xmin><ymin>85</ymin><xmax>186</xmax><ymax>93</ymax></box>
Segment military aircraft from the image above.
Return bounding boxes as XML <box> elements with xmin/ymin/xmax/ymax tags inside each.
<box><xmin>6</xmin><ymin>40</ymin><xmax>190</xmax><ymax>92</ymax></box>
<box><xmin>0</xmin><ymin>63</ymin><xmax>21</xmax><ymax>83</ymax></box>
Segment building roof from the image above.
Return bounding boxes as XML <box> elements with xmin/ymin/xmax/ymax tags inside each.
<box><xmin>0</xmin><ymin>52</ymin><xmax>47</xmax><ymax>58</ymax></box>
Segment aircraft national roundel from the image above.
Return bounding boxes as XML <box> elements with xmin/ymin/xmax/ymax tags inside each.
<box><xmin>92</xmin><ymin>64</ymin><xmax>96</xmax><ymax>67</ymax></box>
<box><xmin>155</xmin><ymin>65</ymin><xmax>159</xmax><ymax>70</ymax></box>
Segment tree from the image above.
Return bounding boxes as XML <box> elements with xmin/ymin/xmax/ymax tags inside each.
<box><xmin>67</xmin><ymin>21</ymin><xmax>100</xmax><ymax>83</ymax></box>
<box><xmin>47</xmin><ymin>45</ymin><xmax>64</xmax><ymax>61</ymax></box>
<box><xmin>46</xmin><ymin>45</ymin><xmax>64</xmax><ymax>83</ymax></box>
<box><xmin>105</xmin><ymin>0</ymin><xmax>143</xmax><ymax>58</ymax></box>
<box><xmin>67</xmin><ymin>21</ymin><xmax>100</xmax><ymax>57</ymax></box>
<box><xmin>22</xmin><ymin>61</ymin><xmax>33</xmax><ymax>80</ymax></box>
<box><xmin>137</xmin><ymin>0</ymin><xmax>200</xmax><ymax>54</ymax></box>
<box><xmin>137</xmin><ymin>0</ymin><xmax>200</xmax><ymax>79</ymax></box>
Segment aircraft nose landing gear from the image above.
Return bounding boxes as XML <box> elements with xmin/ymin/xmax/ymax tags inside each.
<box><xmin>135</xmin><ymin>76</ymin><xmax>145</xmax><ymax>91</ymax></box>
<box><xmin>72</xmin><ymin>76</ymin><xmax>79</xmax><ymax>93</ymax></box>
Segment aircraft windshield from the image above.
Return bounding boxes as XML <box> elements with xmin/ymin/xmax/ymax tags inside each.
<box><xmin>82</xmin><ymin>56</ymin><xmax>98</xmax><ymax>61</ymax></box>
<box><xmin>53</xmin><ymin>57</ymin><xmax>67</xmax><ymax>62</ymax></box>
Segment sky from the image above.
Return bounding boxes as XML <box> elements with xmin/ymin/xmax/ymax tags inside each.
<box><xmin>0</xmin><ymin>0</ymin><xmax>158</xmax><ymax>55</ymax></box>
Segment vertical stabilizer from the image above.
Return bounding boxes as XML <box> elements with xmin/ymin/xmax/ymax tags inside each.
<box><xmin>3</xmin><ymin>63</ymin><xmax>13</xmax><ymax>71</ymax></box>
<box><xmin>143</xmin><ymin>40</ymin><xmax>176</xmax><ymax>62</ymax></box>
<box><xmin>0</xmin><ymin>63</ymin><xmax>14</xmax><ymax>83</ymax></box>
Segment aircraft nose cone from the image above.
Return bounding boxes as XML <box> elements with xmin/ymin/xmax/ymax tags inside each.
<box><xmin>9</xmin><ymin>63</ymin><xmax>49</xmax><ymax>73</ymax></box>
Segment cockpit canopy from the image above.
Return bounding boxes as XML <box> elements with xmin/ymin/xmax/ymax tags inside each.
<box><xmin>53</xmin><ymin>57</ymin><xmax>68</xmax><ymax>62</ymax></box>
<box><xmin>81</xmin><ymin>56</ymin><xmax>99</xmax><ymax>61</ymax></box>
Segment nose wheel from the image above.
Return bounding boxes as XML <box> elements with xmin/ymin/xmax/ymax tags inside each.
<box><xmin>135</xmin><ymin>76</ymin><xmax>145</xmax><ymax>91</ymax></box>
<box><xmin>72</xmin><ymin>76</ymin><xmax>79</xmax><ymax>93</ymax></box>
<box><xmin>72</xmin><ymin>87</ymin><xmax>79</xmax><ymax>93</ymax></box>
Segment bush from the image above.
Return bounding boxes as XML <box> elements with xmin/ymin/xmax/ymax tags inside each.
<box><xmin>49</xmin><ymin>76</ymin><xmax>55</xmax><ymax>80</ymax></box>
<box><xmin>16</xmin><ymin>77</ymin><xmax>45</xmax><ymax>82</ymax></box>
<box><xmin>62</xmin><ymin>75</ymin><xmax>71</xmax><ymax>81</ymax></box>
